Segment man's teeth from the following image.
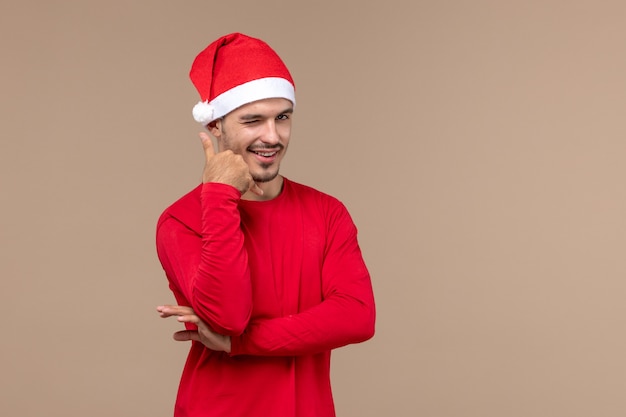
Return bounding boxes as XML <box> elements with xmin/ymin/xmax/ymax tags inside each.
<box><xmin>252</xmin><ymin>151</ymin><xmax>276</xmax><ymax>157</ymax></box>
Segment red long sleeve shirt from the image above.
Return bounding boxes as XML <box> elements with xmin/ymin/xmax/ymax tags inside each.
<box><xmin>156</xmin><ymin>178</ymin><xmax>375</xmax><ymax>417</ymax></box>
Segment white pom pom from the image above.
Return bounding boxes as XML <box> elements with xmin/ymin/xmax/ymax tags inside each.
<box><xmin>192</xmin><ymin>101</ymin><xmax>214</xmax><ymax>124</ymax></box>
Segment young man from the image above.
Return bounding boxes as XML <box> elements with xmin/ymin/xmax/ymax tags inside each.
<box><xmin>156</xmin><ymin>32</ymin><xmax>375</xmax><ymax>417</ymax></box>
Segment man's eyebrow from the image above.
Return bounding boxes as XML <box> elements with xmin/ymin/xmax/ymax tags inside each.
<box><xmin>239</xmin><ymin>107</ymin><xmax>294</xmax><ymax>121</ymax></box>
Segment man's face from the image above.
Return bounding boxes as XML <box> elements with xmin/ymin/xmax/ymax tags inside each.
<box><xmin>210</xmin><ymin>98</ymin><xmax>293</xmax><ymax>184</ymax></box>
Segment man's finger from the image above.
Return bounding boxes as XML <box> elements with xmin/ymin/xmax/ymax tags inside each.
<box><xmin>173</xmin><ymin>330</ymin><xmax>199</xmax><ymax>342</ymax></box>
<box><xmin>177</xmin><ymin>314</ymin><xmax>200</xmax><ymax>324</ymax></box>
<box><xmin>199</xmin><ymin>132</ymin><xmax>215</xmax><ymax>159</ymax></box>
<box><xmin>156</xmin><ymin>305</ymin><xmax>176</xmax><ymax>318</ymax></box>
<box><xmin>157</xmin><ymin>305</ymin><xmax>195</xmax><ymax>317</ymax></box>
<box><xmin>249</xmin><ymin>182</ymin><xmax>264</xmax><ymax>196</ymax></box>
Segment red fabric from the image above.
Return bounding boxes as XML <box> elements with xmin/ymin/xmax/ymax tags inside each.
<box><xmin>190</xmin><ymin>32</ymin><xmax>295</xmax><ymax>102</ymax></box>
<box><xmin>156</xmin><ymin>178</ymin><xmax>375</xmax><ymax>417</ymax></box>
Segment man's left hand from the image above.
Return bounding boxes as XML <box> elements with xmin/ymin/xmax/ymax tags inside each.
<box><xmin>157</xmin><ymin>305</ymin><xmax>232</xmax><ymax>353</ymax></box>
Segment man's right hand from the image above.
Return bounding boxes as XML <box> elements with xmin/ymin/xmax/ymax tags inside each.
<box><xmin>199</xmin><ymin>132</ymin><xmax>263</xmax><ymax>196</ymax></box>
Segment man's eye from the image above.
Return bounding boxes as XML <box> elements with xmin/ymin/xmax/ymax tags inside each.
<box><xmin>244</xmin><ymin>120</ymin><xmax>259</xmax><ymax>124</ymax></box>
<box><xmin>277</xmin><ymin>114</ymin><xmax>289</xmax><ymax>120</ymax></box>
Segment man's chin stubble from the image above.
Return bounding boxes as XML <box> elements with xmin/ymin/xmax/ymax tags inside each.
<box><xmin>252</xmin><ymin>170</ymin><xmax>279</xmax><ymax>183</ymax></box>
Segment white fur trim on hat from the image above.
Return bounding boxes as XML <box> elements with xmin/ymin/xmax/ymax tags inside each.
<box><xmin>192</xmin><ymin>77</ymin><xmax>295</xmax><ymax>124</ymax></box>
<box><xmin>192</xmin><ymin>101</ymin><xmax>215</xmax><ymax>125</ymax></box>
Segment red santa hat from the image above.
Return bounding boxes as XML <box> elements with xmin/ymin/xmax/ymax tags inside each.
<box><xmin>190</xmin><ymin>32</ymin><xmax>296</xmax><ymax>125</ymax></box>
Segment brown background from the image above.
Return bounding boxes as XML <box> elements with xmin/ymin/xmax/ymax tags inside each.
<box><xmin>2</xmin><ymin>1</ymin><xmax>626</xmax><ymax>416</ymax></box>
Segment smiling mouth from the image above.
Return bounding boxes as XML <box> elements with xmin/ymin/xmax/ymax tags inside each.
<box><xmin>251</xmin><ymin>150</ymin><xmax>277</xmax><ymax>157</ymax></box>
<box><xmin>248</xmin><ymin>146</ymin><xmax>282</xmax><ymax>158</ymax></box>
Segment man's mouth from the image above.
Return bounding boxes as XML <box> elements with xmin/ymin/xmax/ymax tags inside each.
<box><xmin>251</xmin><ymin>150</ymin><xmax>278</xmax><ymax>157</ymax></box>
<box><xmin>248</xmin><ymin>146</ymin><xmax>282</xmax><ymax>158</ymax></box>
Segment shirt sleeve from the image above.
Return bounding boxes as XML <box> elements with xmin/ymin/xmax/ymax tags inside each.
<box><xmin>229</xmin><ymin>201</ymin><xmax>375</xmax><ymax>356</ymax></box>
<box><xmin>156</xmin><ymin>183</ymin><xmax>252</xmax><ymax>335</ymax></box>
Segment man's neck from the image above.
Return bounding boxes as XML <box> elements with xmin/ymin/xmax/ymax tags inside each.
<box><xmin>242</xmin><ymin>176</ymin><xmax>284</xmax><ymax>201</ymax></box>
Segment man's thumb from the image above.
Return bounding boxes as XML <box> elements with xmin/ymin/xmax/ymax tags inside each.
<box><xmin>199</xmin><ymin>132</ymin><xmax>215</xmax><ymax>158</ymax></box>
<box><xmin>173</xmin><ymin>330</ymin><xmax>199</xmax><ymax>342</ymax></box>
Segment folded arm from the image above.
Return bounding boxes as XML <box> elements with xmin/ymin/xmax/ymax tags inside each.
<box><xmin>156</xmin><ymin>183</ymin><xmax>252</xmax><ymax>335</ymax></box>
<box><xmin>230</xmin><ymin>202</ymin><xmax>376</xmax><ymax>356</ymax></box>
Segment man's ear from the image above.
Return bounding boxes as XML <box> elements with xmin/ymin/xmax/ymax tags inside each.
<box><xmin>207</xmin><ymin>119</ymin><xmax>222</xmax><ymax>138</ymax></box>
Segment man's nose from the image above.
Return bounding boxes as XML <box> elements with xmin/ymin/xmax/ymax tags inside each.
<box><xmin>261</xmin><ymin>119</ymin><xmax>280</xmax><ymax>144</ymax></box>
